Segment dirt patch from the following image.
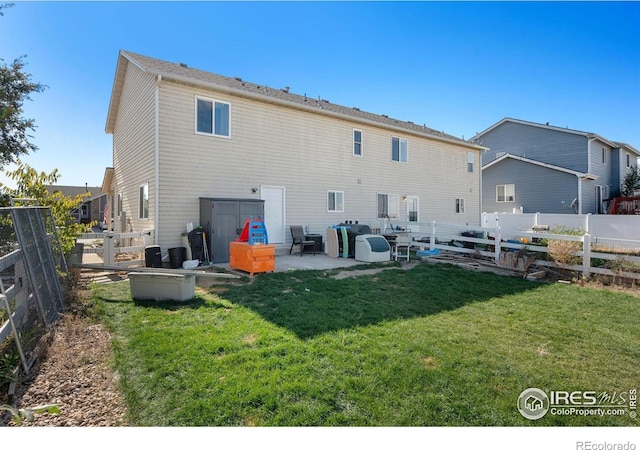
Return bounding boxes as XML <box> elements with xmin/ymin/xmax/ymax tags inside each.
<box><xmin>332</xmin><ymin>262</ymin><xmax>419</xmax><ymax>279</ymax></box>
<box><xmin>1</xmin><ymin>272</ymin><xmax>128</xmax><ymax>427</ymax></box>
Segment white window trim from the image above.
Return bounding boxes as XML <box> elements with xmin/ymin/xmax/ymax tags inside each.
<box><xmin>391</xmin><ymin>137</ymin><xmax>408</xmax><ymax>163</ymax></box>
<box><xmin>139</xmin><ymin>183</ymin><xmax>149</xmax><ymax>220</ymax></box>
<box><xmin>327</xmin><ymin>190</ymin><xmax>344</xmax><ymax>213</ymax></box>
<box><xmin>467</xmin><ymin>152</ymin><xmax>474</xmax><ymax>172</ymax></box>
<box><xmin>602</xmin><ymin>147</ymin><xmax>607</xmax><ymax>164</ymax></box>
<box><xmin>407</xmin><ymin>195</ymin><xmax>419</xmax><ymax>222</ymax></box>
<box><xmin>496</xmin><ymin>184</ymin><xmax>515</xmax><ymax>203</ymax></box>
<box><xmin>455</xmin><ymin>198</ymin><xmax>465</xmax><ymax>214</ymax></box>
<box><xmin>194</xmin><ymin>95</ymin><xmax>231</xmax><ymax>138</ymax></box>
<box><xmin>378</xmin><ymin>193</ymin><xmax>400</xmax><ymax>218</ymax></box>
<box><xmin>353</xmin><ymin>129</ymin><xmax>363</xmax><ymax>157</ymax></box>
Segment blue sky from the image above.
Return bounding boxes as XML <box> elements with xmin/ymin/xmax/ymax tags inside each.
<box><xmin>1</xmin><ymin>1</ymin><xmax>639</xmax><ymax>188</ymax></box>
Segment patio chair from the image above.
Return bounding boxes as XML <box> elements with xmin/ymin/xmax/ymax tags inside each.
<box><xmin>289</xmin><ymin>226</ymin><xmax>317</xmax><ymax>256</ymax></box>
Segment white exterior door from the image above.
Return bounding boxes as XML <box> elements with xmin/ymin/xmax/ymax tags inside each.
<box><xmin>261</xmin><ymin>186</ymin><xmax>285</xmax><ymax>244</ymax></box>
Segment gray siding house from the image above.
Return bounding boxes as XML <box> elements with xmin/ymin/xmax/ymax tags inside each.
<box><xmin>474</xmin><ymin>118</ymin><xmax>639</xmax><ymax>214</ymax></box>
<box><xmin>104</xmin><ymin>50</ymin><xmax>485</xmax><ymax>260</ymax></box>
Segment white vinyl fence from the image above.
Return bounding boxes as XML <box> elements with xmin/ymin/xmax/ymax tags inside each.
<box><xmin>75</xmin><ymin>230</ymin><xmax>154</xmax><ymax>267</ymax></box>
<box><xmin>482</xmin><ymin>212</ymin><xmax>640</xmax><ymax>241</ymax></box>
<box><xmin>405</xmin><ymin>220</ymin><xmax>640</xmax><ymax>281</ymax></box>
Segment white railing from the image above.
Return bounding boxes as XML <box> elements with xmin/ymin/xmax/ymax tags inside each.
<box><xmin>405</xmin><ymin>220</ymin><xmax>640</xmax><ymax>281</ymax></box>
<box><xmin>482</xmin><ymin>212</ymin><xmax>640</xmax><ymax>241</ymax></box>
<box><xmin>76</xmin><ymin>230</ymin><xmax>154</xmax><ymax>267</ymax></box>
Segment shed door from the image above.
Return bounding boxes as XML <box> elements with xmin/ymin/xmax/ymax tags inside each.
<box><xmin>211</xmin><ymin>201</ymin><xmax>240</xmax><ymax>263</ymax></box>
<box><xmin>261</xmin><ymin>186</ymin><xmax>285</xmax><ymax>244</ymax></box>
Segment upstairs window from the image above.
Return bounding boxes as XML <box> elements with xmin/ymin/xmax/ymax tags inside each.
<box><xmin>353</xmin><ymin>129</ymin><xmax>362</xmax><ymax>156</ymax></box>
<box><xmin>626</xmin><ymin>153</ymin><xmax>631</xmax><ymax>168</ymax></box>
<box><xmin>391</xmin><ymin>137</ymin><xmax>408</xmax><ymax>163</ymax></box>
<box><xmin>601</xmin><ymin>147</ymin><xmax>607</xmax><ymax>164</ymax></box>
<box><xmin>455</xmin><ymin>198</ymin><xmax>465</xmax><ymax>214</ymax></box>
<box><xmin>196</xmin><ymin>96</ymin><xmax>230</xmax><ymax>137</ymax></box>
<box><xmin>468</xmin><ymin>152</ymin><xmax>474</xmax><ymax>172</ymax></box>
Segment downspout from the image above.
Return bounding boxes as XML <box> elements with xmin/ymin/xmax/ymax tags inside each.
<box><xmin>583</xmin><ymin>137</ymin><xmax>597</xmax><ymax>215</ymax></box>
<box><xmin>154</xmin><ymin>75</ymin><xmax>161</xmax><ymax>243</ymax></box>
<box><xmin>577</xmin><ymin>175</ymin><xmax>582</xmax><ymax>214</ymax></box>
<box><xmin>479</xmin><ymin>150</ymin><xmax>485</xmax><ymax>224</ymax></box>
<box><xmin>587</xmin><ymin>136</ymin><xmax>596</xmax><ymax>175</ymax></box>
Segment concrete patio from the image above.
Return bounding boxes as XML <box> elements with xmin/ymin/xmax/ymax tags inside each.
<box><xmin>211</xmin><ymin>252</ymin><xmax>367</xmax><ymax>274</ymax></box>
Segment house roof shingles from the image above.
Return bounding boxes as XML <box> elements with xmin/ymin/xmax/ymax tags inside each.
<box><xmin>473</xmin><ymin>117</ymin><xmax>640</xmax><ymax>156</ymax></box>
<box><xmin>106</xmin><ymin>50</ymin><xmax>484</xmax><ymax>151</ymax></box>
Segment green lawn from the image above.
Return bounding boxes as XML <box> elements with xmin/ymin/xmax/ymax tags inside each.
<box><xmin>91</xmin><ymin>262</ymin><xmax>639</xmax><ymax>426</ymax></box>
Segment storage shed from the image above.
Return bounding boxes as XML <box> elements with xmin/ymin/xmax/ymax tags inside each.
<box><xmin>199</xmin><ymin>198</ymin><xmax>265</xmax><ymax>263</ymax></box>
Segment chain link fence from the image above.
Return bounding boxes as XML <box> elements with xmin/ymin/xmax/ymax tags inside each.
<box><xmin>0</xmin><ymin>206</ymin><xmax>67</xmax><ymax>403</ymax></box>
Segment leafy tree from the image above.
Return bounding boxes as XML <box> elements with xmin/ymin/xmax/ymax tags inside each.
<box><xmin>620</xmin><ymin>164</ymin><xmax>640</xmax><ymax>197</ymax></box>
<box><xmin>0</xmin><ymin>3</ymin><xmax>46</xmax><ymax>168</ymax></box>
<box><xmin>0</xmin><ymin>160</ymin><xmax>92</xmax><ymax>254</ymax></box>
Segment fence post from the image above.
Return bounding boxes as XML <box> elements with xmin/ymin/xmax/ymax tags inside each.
<box><xmin>582</xmin><ymin>233</ymin><xmax>591</xmax><ymax>277</ymax></box>
<box><xmin>494</xmin><ymin>226</ymin><xmax>502</xmax><ymax>263</ymax></box>
<box><xmin>103</xmin><ymin>232</ymin><xmax>115</xmax><ymax>266</ymax></box>
<box><xmin>143</xmin><ymin>229</ymin><xmax>154</xmax><ymax>247</ymax></box>
<box><xmin>585</xmin><ymin>214</ymin><xmax>590</xmax><ymax>234</ymax></box>
<box><xmin>430</xmin><ymin>221</ymin><xmax>436</xmax><ymax>251</ymax></box>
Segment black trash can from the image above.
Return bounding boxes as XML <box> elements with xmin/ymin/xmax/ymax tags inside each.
<box><xmin>188</xmin><ymin>228</ymin><xmax>205</xmax><ymax>262</ymax></box>
<box><xmin>144</xmin><ymin>245</ymin><xmax>162</xmax><ymax>268</ymax></box>
<box><xmin>168</xmin><ymin>247</ymin><xmax>186</xmax><ymax>269</ymax></box>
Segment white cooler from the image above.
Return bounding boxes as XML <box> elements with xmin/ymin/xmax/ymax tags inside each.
<box><xmin>355</xmin><ymin>234</ymin><xmax>391</xmax><ymax>262</ymax></box>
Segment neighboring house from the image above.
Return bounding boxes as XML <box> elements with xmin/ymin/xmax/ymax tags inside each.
<box><xmin>104</xmin><ymin>50</ymin><xmax>485</xmax><ymax>261</ymax></box>
<box><xmin>45</xmin><ymin>185</ymin><xmax>108</xmax><ymax>227</ymax></box>
<box><xmin>474</xmin><ymin>118</ymin><xmax>640</xmax><ymax>214</ymax></box>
